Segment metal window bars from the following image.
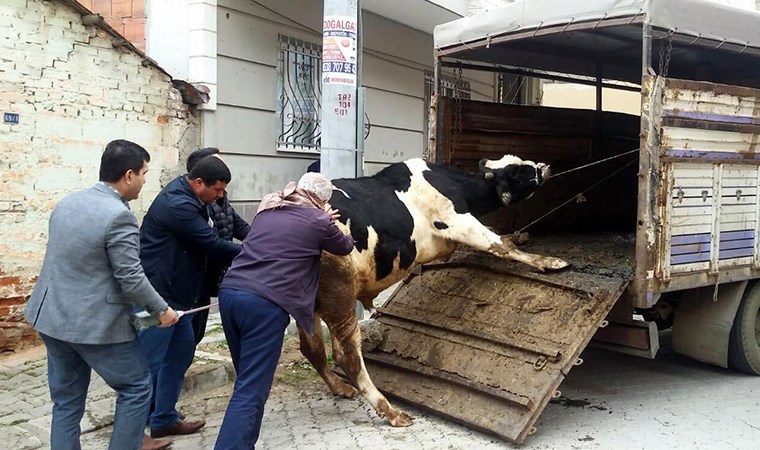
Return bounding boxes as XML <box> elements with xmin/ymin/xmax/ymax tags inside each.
<box><xmin>277</xmin><ymin>35</ymin><xmax>322</xmax><ymax>152</ymax></box>
<box><xmin>423</xmin><ymin>70</ymin><xmax>471</xmax><ymax>161</ymax></box>
<box><xmin>424</xmin><ymin>70</ymin><xmax>472</xmax><ymax>100</ymax></box>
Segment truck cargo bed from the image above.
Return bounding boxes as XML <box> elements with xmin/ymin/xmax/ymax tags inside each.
<box><xmin>364</xmin><ymin>233</ymin><xmax>635</xmax><ymax>444</ymax></box>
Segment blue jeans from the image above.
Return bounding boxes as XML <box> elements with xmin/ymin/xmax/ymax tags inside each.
<box><xmin>137</xmin><ymin>312</ymin><xmax>195</xmax><ymax>430</ymax></box>
<box><xmin>41</xmin><ymin>333</ymin><xmax>151</xmax><ymax>450</ymax></box>
<box><xmin>214</xmin><ymin>288</ymin><xmax>289</xmax><ymax>450</ymax></box>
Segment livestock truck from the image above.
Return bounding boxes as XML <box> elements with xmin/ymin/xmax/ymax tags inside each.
<box><xmin>360</xmin><ymin>0</ymin><xmax>760</xmax><ymax>444</ymax></box>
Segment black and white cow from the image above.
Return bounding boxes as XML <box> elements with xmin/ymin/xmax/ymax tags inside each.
<box><xmin>297</xmin><ymin>155</ymin><xmax>568</xmax><ymax>427</ymax></box>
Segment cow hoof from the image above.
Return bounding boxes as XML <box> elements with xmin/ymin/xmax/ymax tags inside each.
<box><xmin>388</xmin><ymin>409</ymin><xmax>414</xmax><ymax>427</ymax></box>
<box><xmin>546</xmin><ymin>257</ymin><xmax>569</xmax><ymax>271</ymax></box>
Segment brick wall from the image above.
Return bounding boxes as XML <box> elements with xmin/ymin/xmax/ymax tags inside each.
<box><xmin>78</xmin><ymin>0</ymin><xmax>146</xmax><ymax>51</ymax></box>
<box><xmin>0</xmin><ymin>0</ymin><xmax>200</xmax><ymax>352</ymax></box>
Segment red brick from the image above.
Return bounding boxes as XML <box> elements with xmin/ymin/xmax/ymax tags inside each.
<box><xmin>0</xmin><ymin>296</ymin><xmax>26</xmax><ymax>306</ymax></box>
<box><xmin>91</xmin><ymin>0</ymin><xmax>112</xmax><ymax>17</ymax></box>
<box><xmin>0</xmin><ymin>321</ymin><xmax>39</xmax><ymax>353</ymax></box>
<box><xmin>0</xmin><ymin>306</ymin><xmax>13</xmax><ymax>319</ymax></box>
<box><xmin>0</xmin><ymin>276</ymin><xmax>21</xmax><ymax>287</ymax></box>
<box><xmin>105</xmin><ymin>17</ymin><xmax>124</xmax><ymax>35</ymax></box>
<box><xmin>78</xmin><ymin>0</ymin><xmax>94</xmax><ymax>10</ymax></box>
<box><xmin>123</xmin><ymin>17</ymin><xmax>145</xmax><ymax>44</ymax></box>
<box><xmin>132</xmin><ymin>0</ymin><xmax>146</xmax><ymax>18</ymax></box>
<box><xmin>112</xmin><ymin>0</ymin><xmax>132</xmax><ymax>18</ymax></box>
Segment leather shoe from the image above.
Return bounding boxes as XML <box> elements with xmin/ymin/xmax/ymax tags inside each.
<box><xmin>141</xmin><ymin>434</ymin><xmax>173</xmax><ymax>450</ymax></box>
<box><xmin>150</xmin><ymin>419</ymin><xmax>206</xmax><ymax>438</ymax></box>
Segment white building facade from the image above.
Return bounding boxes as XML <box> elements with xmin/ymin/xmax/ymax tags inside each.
<box><xmin>145</xmin><ymin>0</ymin><xmax>499</xmax><ymax>218</ymax></box>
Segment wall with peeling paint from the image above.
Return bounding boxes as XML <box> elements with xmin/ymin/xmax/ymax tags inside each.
<box><xmin>0</xmin><ymin>0</ymin><xmax>200</xmax><ymax>352</ymax></box>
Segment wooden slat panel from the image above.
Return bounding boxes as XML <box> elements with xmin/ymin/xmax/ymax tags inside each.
<box><xmin>672</xmin><ymin>163</ymin><xmax>713</xmax><ymax>177</ymax></box>
<box><xmin>671</xmin><ymin>261</ymin><xmax>711</xmax><ymax>274</ymax></box>
<box><xmin>661</xmin><ymin>79</ymin><xmax>760</xmax><ymax>121</ymax></box>
<box><xmin>672</xmin><ymin>211</ymin><xmax>756</xmax><ymax>227</ymax></box>
<box><xmin>662</xmin><ymin>126</ymin><xmax>760</xmax><ymax>153</ymax></box>
<box><xmin>719</xmin><ymin>257</ymin><xmax>754</xmax><ymax>268</ymax></box>
<box><xmin>673</xmin><ymin>221</ymin><xmax>755</xmax><ymax>236</ymax></box>
<box><xmin>672</xmin><ymin>196</ymin><xmax>714</xmax><ymax>206</ymax></box>
<box><xmin>438</xmin><ymin>97</ymin><xmax>639</xmax><ymax>234</ymax></box>
<box><xmin>673</xmin><ymin>204</ymin><xmax>755</xmax><ymax>218</ymax></box>
<box><xmin>723</xmin><ymin>165</ymin><xmax>760</xmax><ymax>178</ymax></box>
<box><xmin>441</xmin><ymin>97</ymin><xmax>639</xmax><ymax>169</ymax></box>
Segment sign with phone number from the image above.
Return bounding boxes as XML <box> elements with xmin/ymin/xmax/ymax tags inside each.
<box><xmin>322</xmin><ymin>15</ymin><xmax>357</xmax><ymax>86</ymax></box>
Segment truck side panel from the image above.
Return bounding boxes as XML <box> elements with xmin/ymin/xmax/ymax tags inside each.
<box><xmin>637</xmin><ymin>77</ymin><xmax>760</xmax><ymax>306</ymax></box>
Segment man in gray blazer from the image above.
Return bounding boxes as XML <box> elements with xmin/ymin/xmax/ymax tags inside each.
<box><xmin>24</xmin><ymin>140</ymin><xmax>179</xmax><ymax>450</ymax></box>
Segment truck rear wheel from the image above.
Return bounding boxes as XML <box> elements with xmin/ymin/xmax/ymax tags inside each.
<box><xmin>728</xmin><ymin>282</ymin><xmax>760</xmax><ymax>376</ymax></box>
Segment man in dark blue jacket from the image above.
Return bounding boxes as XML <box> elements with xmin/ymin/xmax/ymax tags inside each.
<box><xmin>138</xmin><ymin>156</ymin><xmax>241</xmax><ymax>439</ymax></box>
<box><xmin>185</xmin><ymin>147</ymin><xmax>250</xmax><ymax>346</ymax></box>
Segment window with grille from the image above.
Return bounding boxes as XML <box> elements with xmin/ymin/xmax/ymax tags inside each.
<box><xmin>423</xmin><ymin>71</ymin><xmax>471</xmax><ymax>158</ymax></box>
<box><xmin>424</xmin><ymin>71</ymin><xmax>472</xmax><ymax>101</ymax></box>
<box><xmin>277</xmin><ymin>35</ymin><xmax>322</xmax><ymax>153</ymax></box>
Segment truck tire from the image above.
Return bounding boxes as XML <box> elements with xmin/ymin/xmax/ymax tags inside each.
<box><xmin>728</xmin><ymin>282</ymin><xmax>760</xmax><ymax>376</ymax></box>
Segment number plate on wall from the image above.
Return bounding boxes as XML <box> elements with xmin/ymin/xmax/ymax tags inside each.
<box><xmin>3</xmin><ymin>113</ymin><xmax>19</xmax><ymax>124</ymax></box>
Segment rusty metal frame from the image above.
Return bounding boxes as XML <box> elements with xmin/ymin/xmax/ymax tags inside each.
<box><xmin>632</xmin><ymin>75</ymin><xmax>664</xmax><ymax>308</ymax></box>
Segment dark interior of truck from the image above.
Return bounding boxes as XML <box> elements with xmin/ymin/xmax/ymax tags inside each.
<box><xmin>436</xmin><ymin>96</ymin><xmax>640</xmax><ymax>235</ymax></box>
<box><xmin>435</xmin><ymin>21</ymin><xmax>760</xmax><ymax>236</ymax></box>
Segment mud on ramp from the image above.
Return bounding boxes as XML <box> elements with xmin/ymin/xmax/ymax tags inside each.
<box><xmin>363</xmin><ymin>233</ymin><xmax>634</xmax><ymax>444</ymax></box>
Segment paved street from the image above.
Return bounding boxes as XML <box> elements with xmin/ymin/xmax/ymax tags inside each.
<box><xmin>3</xmin><ymin>311</ymin><xmax>759</xmax><ymax>450</ymax></box>
<box><xmin>89</xmin><ymin>333</ymin><xmax>759</xmax><ymax>450</ymax></box>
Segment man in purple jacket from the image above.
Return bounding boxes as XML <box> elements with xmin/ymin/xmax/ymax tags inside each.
<box><xmin>214</xmin><ymin>173</ymin><xmax>354</xmax><ymax>450</ymax></box>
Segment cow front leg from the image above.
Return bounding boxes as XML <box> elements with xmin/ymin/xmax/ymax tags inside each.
<box><xmin>439</xmin><ymin>213</ymin><xmax>568</xmax><ymax>271</ymax></box>
<box><xmin>490</xmin><ymin>236</ymin><xmax>568</xmax><ymax>271</ymax></box>
<box><xmin>324</xmin><ymin>313</ymin><xmax>414</xmax><ymax>427</ymax></box>
<box><xmin>297</xmin><ymin>317</ymin><xmax>359</xmax><ymax>399</ymax></box>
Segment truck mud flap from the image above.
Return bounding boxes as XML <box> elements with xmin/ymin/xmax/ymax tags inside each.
<box><xmin>363</xmin><ymin>248</ymin><xmax>630</xmax><ymax>444</ymax></box>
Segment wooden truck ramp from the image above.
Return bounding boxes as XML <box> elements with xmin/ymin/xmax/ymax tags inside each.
<box><xmin>363</xmin><ymin>234</ymin><xmax>635</xmax><ymax>444</ymax></box>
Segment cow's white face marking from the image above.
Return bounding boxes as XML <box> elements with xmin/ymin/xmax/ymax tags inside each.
<box><xmin>333</xmin><ymin>187</ymin><xmax>351</xmax><ymax>199</ymax></box>
<box><xmin>483</xmin><ymin>156</ymin><xmax>550</xmax><ymax>183</ymax></box>
<box><xmin>484</xmin><ymin>155</ymin><xmax>534</xmax><ymax>170</ymax></box>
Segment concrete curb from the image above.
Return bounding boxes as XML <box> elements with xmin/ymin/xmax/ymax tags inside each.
<box><xmin>183</xmin><ymin>351</ymin><xmax>235</xmax><ymax>395</ymax></box>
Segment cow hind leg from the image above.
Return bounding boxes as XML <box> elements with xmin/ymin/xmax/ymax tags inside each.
<box><xmin>324</xmin><ymin>313</ymin><xmax>413</xmax><ymax>427</ymax></box>
<box><xmin>297</xmin><ymin>318</ymin><xmax>359</xmax><ymax>399</ymax></box>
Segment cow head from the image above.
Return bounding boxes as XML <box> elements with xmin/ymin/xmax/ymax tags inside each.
<box><xmin>478</xmin><ymin>155</ymin><xmax>550</xmax><ymax>206</ymax></box>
